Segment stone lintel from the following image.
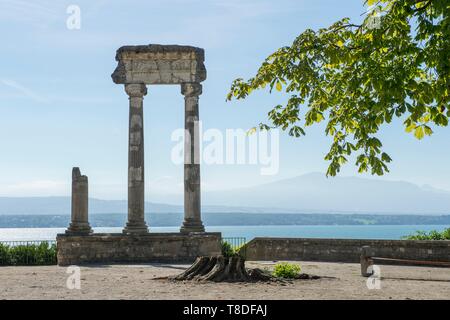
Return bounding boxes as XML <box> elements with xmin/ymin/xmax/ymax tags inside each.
<box><xmin>112</xmin><ymin>44</ymin><xmax>206</xmax><ymax>85</ymax></box>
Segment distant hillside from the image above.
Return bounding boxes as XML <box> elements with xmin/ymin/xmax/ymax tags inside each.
<box><xmin>203</xmin><ymin>173</ymin><xmax>450</xmax><ymax>215</ymax></box>
<box><xmin>1</xmin><ymin>213</ymin><xmax>449</xmax><ymax>228</ymax></box>
<box><xmin>0</xmin><ymin>173</ymin><xmax>449</xmax><ymax>215</ymax></box>
<box><xmin>0</xmin><ymin>197</ymin><xmax>294</xmax><ymax>215</ymax></box>
<box><xmin>0</xmin><ymin>197</ymin><xmax>176</xmax><ymax>215</ymax></box>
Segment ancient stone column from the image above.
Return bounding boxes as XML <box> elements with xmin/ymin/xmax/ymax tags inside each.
<box><xmin>66</xmin><ymin>167</ymin><xmax>92</xmax><ymax>235</ymax></box>
<box><xmin>123</xmin><ymin>83</ymin><xmax>148</xmax><ymax>234</ymax></box>
<box><xmin>180</xmin><ymin>83</ymin><xmax>205</xmax><ymax>233</ymax></box>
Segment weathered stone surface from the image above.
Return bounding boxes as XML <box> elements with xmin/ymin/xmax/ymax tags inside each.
<box><xmin>66</xmin><ymin>167</ymin><xmax>92</xmax><ymax>235</ymax></box>
<box><xmin>124</xmin><ymin>83</ymin><xmax>148</xmax><ymax>235</ymax></box>
<box><xmin>112</xmin><ymin>44</ymin><xmax>207</xmax><ymax>234</ymax></box>
<box><xmin>56</xmin><ymin>232</ymin><xmax>222</xmax><ymax>266</ymax></box>
<box><xmin>112</xmin><ymin>44</ymin><xmax>206</xmax><ymax>85</ymax></box>
<box><xmin>58</xmin><ymin>45</ymin><xmax>215</xmax><ymax>265</ymax></box>
<box><xmin>360</xmin><ymin>246</ymin><xmax>375</xmax><ymax>277</ymax></box>
<box><xmin>181</xmin><ymin>82</ymin><xmax>204</xmax><ymax>233</ymax></box>
<box><xmin>243</xmin><ymin>238</ymin><xmax>450</xmax><ymax>263</ymax></box>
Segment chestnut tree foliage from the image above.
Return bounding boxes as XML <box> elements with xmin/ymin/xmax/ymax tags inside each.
<box><xmin>227</xmin><ymin>0</ymin><xmax>449</xmax><ymax>176</ymax></box>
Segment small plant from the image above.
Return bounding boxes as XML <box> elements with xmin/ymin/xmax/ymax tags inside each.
<box><xmin>272</xmin><ymin>262</ymin><xmax>301</xmax><ymax>279</ymax></box>
<box><xmin>221</xmin><ymin>241</ymin><xmax>235</xmax><ymax>257</ymax></box>
<box><xmin>221</xmin><ymin>240</ymin><xmax>247</xmax><ymax>258</ymax></box>
<box><xmin>402</xmin><ymin>228</ymin><xmax>450</xmax><ymax>240</ymax></box>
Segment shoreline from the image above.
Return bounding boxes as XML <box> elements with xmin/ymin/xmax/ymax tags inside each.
<box><xmin>1</xmin><ymin>225</ymin><xmax>449</xmax><ymax>242</ymax></box>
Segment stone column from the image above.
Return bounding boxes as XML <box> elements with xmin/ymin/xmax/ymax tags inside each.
<box><xmin>66</xmin><ymin>167</ymin><xmax>92</xmax><ymax>235</ymax></box>
<box><xmin>180</xmin><ymin>83</ymin><xmax>205</xmax><ymax>233</ymax></box>
<box><xmin>123</xmin><ymin>83</ymin><xmax>148</xmax><ymax>234</ymax></box>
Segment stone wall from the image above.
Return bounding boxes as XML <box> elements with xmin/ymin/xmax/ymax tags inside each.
<box><xmin>56</xmin><ymin>232</ymin><xmax>221</xmax><ymax>266</ymax></box>
<box><xmin>243</xmin><ymin>237</ymin><xmax>450</xmax><ymax>263</ymax></box>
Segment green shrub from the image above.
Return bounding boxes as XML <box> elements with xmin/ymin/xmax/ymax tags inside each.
<box><xmin>221</xmin><ymin>240</ymin><xmax>246</xmax><ymax>258</ymax></box>
<box><xmin>0</xmin><ymin>242</ymin><xmax>57</xmax><ymax>266</ymax></box>
<box><xmin>272</xmin><ymin>262</ymin><xmax>301</xmax><ymax>279</ymax></box>
<box><xmin>221</xmin><ymin>241</ymin><xmax>235</xmax><ymax>257</ymax></box>
<box><xmin>0</xmin><ymin>244</ymin><xmax>11</xmax><ymax>265</ymax></box>
<box><xmin>402</xmin><ymin>228</ymin><xmax>450</xmax><ymax>240</ymax></box>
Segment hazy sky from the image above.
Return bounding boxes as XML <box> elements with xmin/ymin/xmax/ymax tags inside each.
<box><xmin>0</xmin><ymin>0</ymin><xmax>449</xmax><ymax>201</ymax></box>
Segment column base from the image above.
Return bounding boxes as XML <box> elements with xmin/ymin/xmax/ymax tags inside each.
<box><xmin>123</xmin><ymin>222</ymin><xmax>148</xmax><ymax>235</ymax></box>
<box><xmin>180</xmin><ymin>220</ymin><xmax>205</xmax><ymax>233</ymax></box>
<box><xmin>66</xmin><ymin>223</ymin><xmax>93</xmax><ymax>236</ymax></box>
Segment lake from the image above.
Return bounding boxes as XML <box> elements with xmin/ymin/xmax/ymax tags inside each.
<box><xmin>0</xmin><ymin>225</ymin><xmax>448</xmax><ymax>241</ymax></box>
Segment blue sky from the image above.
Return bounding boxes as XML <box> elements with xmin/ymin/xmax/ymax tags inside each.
<box><xmin>0</xmin><ymin>0</ymin><xmax>449</xmax><ymax>201</ymax></box>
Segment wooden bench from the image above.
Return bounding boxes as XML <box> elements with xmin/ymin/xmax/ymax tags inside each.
<box><xmin>360</xmin><ymin>245</ymin><xmax>450</xmax><ymax>277</ymax></box>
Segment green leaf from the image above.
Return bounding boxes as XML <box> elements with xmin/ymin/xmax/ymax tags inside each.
<box><xmin>415</xmin><ymin>1</ymin><xmax>427</xmax><ymax>9</ymax></box>
<box><xmin>381</xmin><ymin>152</ymin><xmax>392</xmax><ymax>162</ymax></box>
<box><xmin>275</xmin><ymin>81</ymin><xmax>282</xmax><ymax>92</ymax></box>
<box><xmin>246</xmin><ymin>127</ymin><xmax>257</xmax><ymax>136</ymax></box>
<box><xmin>414</xmin><ymin>126</ymin><xmax>425</xmax><ymax>140</ymax></box>
<box><xmin>423</xmin><ymin>125</ymin><xmax>433</xmax><ymax>136</ymax></box>
<box><xmin>405</xmin><ymin>123</ymin><xmax>416</xmax><ymax>133</ymax></box>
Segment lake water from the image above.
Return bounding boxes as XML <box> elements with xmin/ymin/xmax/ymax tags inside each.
<box><xmin>0</xmin><ymin>225</ymin><xmax>448</xmax><ymax>241</ymax></box>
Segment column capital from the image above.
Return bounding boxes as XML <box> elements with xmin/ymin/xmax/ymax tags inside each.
<box><xmin>181</xmin><ymin>82</ymin><xmax>202</xmax><ymax>97</ymax></box>
<box><xmin>125</xmin><ymin>83</ymin><xmax>147</xmax><ymax>97</ymax></box>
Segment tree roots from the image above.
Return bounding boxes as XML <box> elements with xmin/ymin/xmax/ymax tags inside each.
<box><xmin>171</xmin><ymin>256</ymin><xmax>320</xmax><ymax>283</ymax></box>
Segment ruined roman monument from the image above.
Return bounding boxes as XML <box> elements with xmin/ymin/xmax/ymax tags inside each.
<box><xmin>56</xmin><ymin>45</ymin><xmax>221</xmax><ymax>265</ymax></box>
<box><xmin>112</xmin><ymin>44</ymin><xmax>206</xmax><ymax>234</ymax></box>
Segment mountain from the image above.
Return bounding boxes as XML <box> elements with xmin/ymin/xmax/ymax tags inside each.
<box><xmin>0</xmin><ymin>173</ymin><xmax>449</xmax><ymax>215</ymax></box>
<box><xmin>0</xmin><ymin>197</ymin><xmax>293</xmax><ymax>215</ymax></box>
<box><xmin>0</xmin><ymin>197</ymin><xmax>173</xmax><ymax>215</ymax></box>
<box><xmin>203</xmin><ymin>172</ymin><xmax>450</xmax><ymax>214</ymax></box>
<box><xmin>2</xmin><ymin>213</ymin><xmax>450</xmax><ymax>228</ymax></box>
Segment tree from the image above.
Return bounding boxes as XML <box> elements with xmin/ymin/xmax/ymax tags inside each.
<box><xmin>227</xmin><ymin>0</ymin><xmax>449</xmax><ymax>176</ymax></box>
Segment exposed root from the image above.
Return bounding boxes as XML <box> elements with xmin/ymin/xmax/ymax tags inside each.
<box><xmin>172</xmin><ymin>255</ymin><xmax>253</xmax><ymax>282</ymax></box>
<box><xmin>170</xmin><ymin>256</ymin><xmax>322</xmax><ymax>283</ymax></box>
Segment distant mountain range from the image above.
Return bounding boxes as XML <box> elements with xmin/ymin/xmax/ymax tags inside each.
<box><xmin>2</xmin><ymin>213</ymin><xmax>450</xmax><ymax>228</ymax></box>
<box><xmin>0</xmin><ymin>197</ymin><xmax>291</xmax><ymax>215</ymax></box>
<box><xmin>0</xmin><ymin>173</ymin><xmax>449</xmax><ymax>215</ymax></box>
<box><xmin>202</xmin><ymin>172</ymin><xmax>450</xmax><ymax>215</ymax></box>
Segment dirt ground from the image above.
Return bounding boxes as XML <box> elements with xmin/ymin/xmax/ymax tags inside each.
<box><xmin>0</xmin><ymin>261</ymin><xmax>449</xmax><ymax>300</ymax></box>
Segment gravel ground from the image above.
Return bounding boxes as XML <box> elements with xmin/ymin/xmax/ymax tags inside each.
<box><xmin>0</xmin><ymin>261</ymin><xmax>449</xmax><ymax>300</ymax></box>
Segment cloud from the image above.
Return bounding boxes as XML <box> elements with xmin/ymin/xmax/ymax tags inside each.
<box><xmin>0</xmin><ymin>79</ymin><xmax>50</xmax><ymax>103</ymax></box>
<box><xmin>0</xmin><ymin>78</ymin><xmax>116</xmax><ymax>105</ymax></box>
<box><xmin>0</xmin><ymin>0</ymin><xmax>63</xmax><ymax>27</ymax></box>
<box><xmin>0</xmin><ymin>180</ymin><xmax>69</xmax><ymax>196</ymax></box>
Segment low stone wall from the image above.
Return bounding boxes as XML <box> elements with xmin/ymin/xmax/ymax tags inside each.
<box><xmin>243</xmin><ymin>237</ymin><xmax>450</xmax><ymax>263</ymax></box>
<box><xmin>56</xmin><ymin>232</ymin><xmax>221</xmax><ymax>266</ymax></box>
